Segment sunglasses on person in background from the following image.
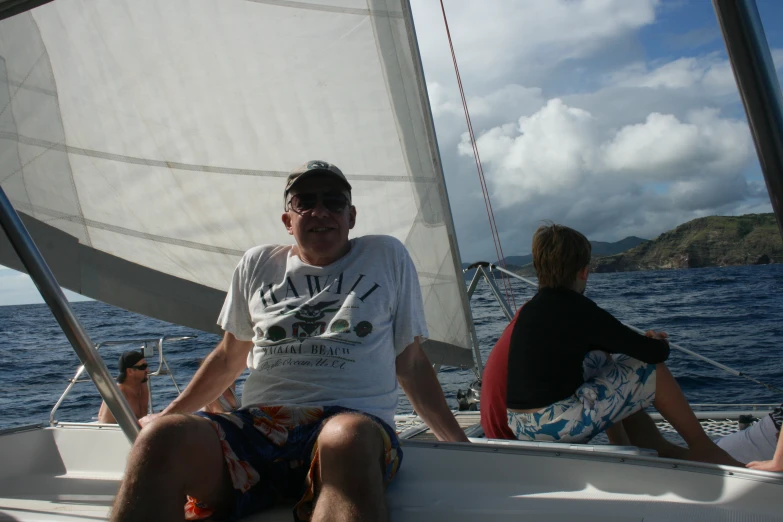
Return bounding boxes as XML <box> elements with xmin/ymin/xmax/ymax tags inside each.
<box><xmin>286</xmin><ymin>192</ymin><xmax>350</xmax><ymax>214</ymax></box>
<box><xmin>130</xmin><ymin>363</ymin><xmax>148</xmax><ymax>371</ymax></box>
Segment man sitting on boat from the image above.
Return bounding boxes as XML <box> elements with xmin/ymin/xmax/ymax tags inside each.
<box><xmin>97</xmin><ymin>350</ymin><xmax>149</xmax><ymax>424</ymax></box>
<box><xmin>717</xmin><ymin>403</ymin><xmax>782</xmax><ymax>472</ymax></box>
<box><xmin>109</xmin><ymin>160</ymin><xmax>469</xmax><ymax>522</ymax></box>
<box><xmin>482</xmin><ymin>223</ymin><xmax>740</xmax><ymax>466</ymax></box>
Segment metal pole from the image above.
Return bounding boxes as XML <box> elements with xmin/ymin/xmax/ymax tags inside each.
<box><xmin>50</xmin><ymin>365</ymin><xmax>87</xmax><ymax>426</ymax></box>
<box><xmin>465</xmin><ymin>265</ymin><xmax>484</xmax><ymax>298</ymax></box>
<box><xmin>491</xmin><ymin>264</ymin><xmax>538</xmax><ymax>289</ymax></box>
<box><xmin>713</xmin><ymin>0</ymin><xmax>783</xmax><ymax>237</ymax></box>
<box><xmin>493</xmin><ymin>261</ymin><xmax>783</xmax><ymax>394</ymax></box>
<box><xmin>0</xmin><ymin>187</ymin><xmax>140</xmax><ymax>440</ymax></box>
<box><xmin>464</xmin><ymin>267</ymin><xmax>486</xmax><ymax>378</ymax></box>
<box><xmin>478</xmin><ymin>266</ymin><xmax>514</xmax><ymax>322</ymax></box>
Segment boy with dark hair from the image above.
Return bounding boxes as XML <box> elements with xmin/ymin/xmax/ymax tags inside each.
<box><xmin>500</xmin><ymin>223</ymin><xmax>740</xmax><ymax>465</ymax></box>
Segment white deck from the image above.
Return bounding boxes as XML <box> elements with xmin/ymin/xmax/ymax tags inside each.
<box><xmin>397</xmin><ymin>411</ymin><xmax>760</xmax><ymax>445</ymax></box>
<box><xmin>2</xmin><ymin>423</ymin><xmax>783</xmax><ymax>521</ymax></box>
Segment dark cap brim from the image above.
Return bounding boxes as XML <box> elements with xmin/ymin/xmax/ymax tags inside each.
<box><xmin>286</xmin><ymin>169</ymin><xmax>352</xmax><ymax>193</ymax></box>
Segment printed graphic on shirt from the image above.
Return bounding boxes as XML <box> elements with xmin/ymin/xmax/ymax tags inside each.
<box><xmin>353</xmin><ymin>321</ymin><xmax>373</xmax><ymax>337</ymax></box>
<box><xmin>282</xmin><ymin>300</ymin><xmax>341</xmax><ymax>338</ymax></box>
<box><xmin>251</xmin><ymin>270</ymin><xmax>383</xmax><ymax>372</ymax></box>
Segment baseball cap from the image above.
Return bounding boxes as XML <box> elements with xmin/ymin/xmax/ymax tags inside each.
<box><xmin>118</xmin><ymin>350</ymin><xmax>144</xmax><ymax>374</ymax></box>
<box><xmin>283</xmin><ymin>160</ymin><xmax>352</xmax><ymax>204</ymax></box>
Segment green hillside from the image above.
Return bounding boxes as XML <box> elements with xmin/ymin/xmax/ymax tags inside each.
<box><xmin>591</xmin><ymin>214</ymin><xmax>783</xmax><ymax>273</ymax></box>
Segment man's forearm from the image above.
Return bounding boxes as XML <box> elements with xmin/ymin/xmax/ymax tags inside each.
<box><xmin>773</xmin><ymin>430</ymin><xmax>783</xmax><ymax>468</ymax></box>
<box><xmin>163</xmin><ymin>342</ymin><xmax>244</xmax><ymax>415</ymax></box>
<box><xmin>398</xmin><ymin>352</ymin><xmax>469</xmax><ymax>443</ymax></box>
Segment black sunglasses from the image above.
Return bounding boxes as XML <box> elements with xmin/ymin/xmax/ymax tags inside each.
<box><xmin>130</xmin><ymin>363</ymin><xmax>148</xmax><ymax>371</ymax></box>
<box><xmin>287</xmin><ymin>192</ymin><xmax>350</xmax><ymax>214</ymax></box>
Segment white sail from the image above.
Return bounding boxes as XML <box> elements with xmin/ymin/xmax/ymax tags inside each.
<box><xmin>0</xmin><ymin>0</ymin><xmax>474</xmax><ymax>367</ymax></box>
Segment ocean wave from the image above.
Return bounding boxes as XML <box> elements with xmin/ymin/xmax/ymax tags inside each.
<box><xmin>1</xmin><ymin>264</ymin><xmax>782</xmax><ymax>428</ymax></box>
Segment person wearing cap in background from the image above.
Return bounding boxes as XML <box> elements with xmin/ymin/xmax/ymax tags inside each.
<box><xmin>97</xmin><ymin>350</ymin><xmax>149</xmax><ymax>424</ymax></box>
<box><xmin>110</xmin><ymin>160</ymin><xmax>468</xmax><ymax>522</ymax></box>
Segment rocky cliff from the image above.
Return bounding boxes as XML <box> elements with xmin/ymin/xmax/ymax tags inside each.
<box><xmin>591</xmin><ymin>213</ymin><xmax>783</xmax><ymax>273</ymax></box>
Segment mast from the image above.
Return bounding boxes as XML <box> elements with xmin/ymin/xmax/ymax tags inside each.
<box><xmin>713</xmin><ymin>0</ymin><xmax>783</xmax><ymax>238</ymax></box>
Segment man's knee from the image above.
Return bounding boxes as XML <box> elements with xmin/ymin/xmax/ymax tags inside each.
<box><xmin>317</xmin><ymin>414</ymin><xmax>384</xmax><ymax>465</ymax></box>
<box><xmin>131</xmin><ymin>414</ymin><xmax>214</xmax><ymax>467</ymax></box>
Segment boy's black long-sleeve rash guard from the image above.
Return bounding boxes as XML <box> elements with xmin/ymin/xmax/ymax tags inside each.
<box><xmin>506</xmin><ymin>287</ymin><xmax>670</xmax><ymax>410</ymax></box>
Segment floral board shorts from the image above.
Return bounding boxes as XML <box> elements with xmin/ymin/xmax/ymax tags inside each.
<box><xmin>508</xmin><ymin>351</ymin><xmax>657</xmax><ymax>443</ymax></box>
<box><xmin>184</xmin><ymin>405</ymin><xmax>402</xmax><ymax>522</ymax></box>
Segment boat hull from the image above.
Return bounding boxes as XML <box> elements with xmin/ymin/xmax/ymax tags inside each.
<box><xmin>1</xmin><ymin>424</ymin><xmax>782</xmax><ymax>521</ymax></box>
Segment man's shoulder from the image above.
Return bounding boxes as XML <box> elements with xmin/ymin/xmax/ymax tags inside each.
<box><xmin>240</xmin><ymin>244</ymin><xmax>293</xmax><ymax>266</ymax></box>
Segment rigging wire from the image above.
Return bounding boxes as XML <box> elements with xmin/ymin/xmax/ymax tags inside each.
<box><xmin>438</xmin><ymin>0</ymin><xmax>517</xmax><ymax>311</ymax></box>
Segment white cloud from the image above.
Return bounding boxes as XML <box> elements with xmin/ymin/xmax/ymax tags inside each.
<box><xmin>462</xmin><ymin>99</ymin><xmax>753</xmax><ymax>205</ymax></box>
<box><xmin>606</xmin><ymin>49</ymin><xmax>783</xmax><ymax>98</ymax></box>
<box><xmin>603</xmin><ymin>108</ymin><xmax>752</xmax><ymax>179</ymax></box>
<box><xmin>411</xmin><ymin>1</ymin><xmax>775</xmax><ymax>260</ymax></box>
<box><xmin>608</xmin><ymin>55</ymin><xmax>734</xmax><ymax>92</ymax></box>
<box><xmin>466</xmin><ymin>84</ymin><xmax>544</xmax><ymax>119</ymax></box>
<box><xmin>427</xmin><ymin>82</ymin><xmax>462</xmax><ymax>118</ymax></box>
<box><xmin>429</xmin><ymin>82</ymin><xmax>543</xmax><ymax>120</ymax></box>
<box><xmin>412</xmin><ymin>0</ymin><xmax>658</xmax><ymax>89</ymax></box>
<box><xmin>461</xmin><ymin>99</ymin><xmax>600</xmax><ymax>197</ymax></box>
<box><xmin>445</xmin><ymin>96</ymin><xmax>765</xmax><ymax>256</ymax></box>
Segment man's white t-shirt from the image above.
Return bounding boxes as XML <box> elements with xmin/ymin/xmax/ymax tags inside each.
<box><xmin>218</xmin><ymin>235</ymin><xmax>428</xmax><ymax>427</ymax></box>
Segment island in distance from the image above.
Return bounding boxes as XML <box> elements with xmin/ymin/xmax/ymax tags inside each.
<box><xmin>501</xmin><ymin>213</ymin><xmax>782</xmax><ymax>276</ymax></box>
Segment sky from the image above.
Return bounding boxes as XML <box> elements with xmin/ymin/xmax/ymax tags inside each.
<box><xmin>411</xmin><ymin>0</ymin><xmax>783</xmax><ymax>264</ymax></box>
<box><xmin>2</xmin><ymin>0</ymin><xmax>783</xmax><ymax>306</ymax></box>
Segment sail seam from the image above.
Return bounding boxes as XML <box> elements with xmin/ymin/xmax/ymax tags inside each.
<box><xmin>0</xmin><ymin>53</ymin><xmax>44</xmax><ymax>124</ymax></box>
<box><xmin>10</xmin><ymin>199</ymin><xmax>461</xmax><ymax>278</ymax></box>
<box><xmin>0</xmin><ymin>57</ymin><xmax>35</xmax><ymax>219</ymax></box>
<box><xmin>414</xmin><ymin>270</ymin><xmax>452</xmax><ymax>283</ymax></box>
<box><xmin>0</xmin><ymin>76</ymin><xmax>57</xmax><ymax>97</ymax></box>
<box><xmin>9</xmin><ymin>199</ymin><xmax>247</xmax><ymax>256</ymax></box>
<box><xmin>0</xmin><ymin>131</ymin><xmax>435</xmax><ymax>183</ymax></box>
<box><xmin>242</xmin><ymin>0</ymin><xmax>402</xmax><ymax>18</ymax></box>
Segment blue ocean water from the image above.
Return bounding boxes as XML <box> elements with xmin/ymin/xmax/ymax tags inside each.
<box><xmin>1</xmin><ymin>264</ymin><xmax>782</xmax><ymax>431</ymax></box>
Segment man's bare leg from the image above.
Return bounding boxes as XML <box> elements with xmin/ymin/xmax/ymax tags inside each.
<box><xmin>111</xmin><ymin>414</ymin><xmax>233</xmax><ymax>522</ymax></box>
<box><xmin>620</xmin><ymin>409</ymin><xmax>690</xmax><ymax>460</ymax></box>
<box><xmin>312</xmin><ymin>414</ymin><xmax>387</xmax><ymax>522</ymax></box>
<box><xmin>605</xmin><ymin>422</ymin><xmax>631</xmax><ymax>446</ymax></box>
<box><xmin>653</xmin><ymin>363</ymin><xmax>743</xmax><ymax>466</ymax></box>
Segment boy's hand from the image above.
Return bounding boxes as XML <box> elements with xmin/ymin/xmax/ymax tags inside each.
<box><xmin>645</xmin><ymin>330</ymin><xmax>669</xmax><ymax>343</ymax></box>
